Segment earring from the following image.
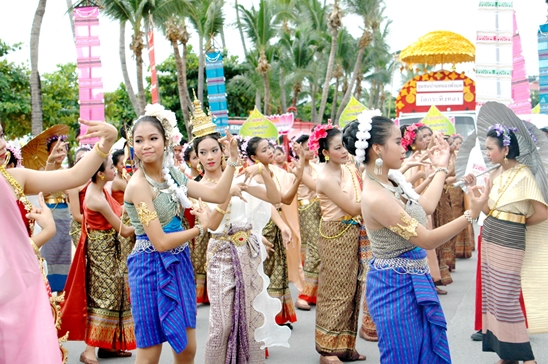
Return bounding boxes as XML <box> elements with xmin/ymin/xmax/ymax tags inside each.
<box><xmin>325</xmin><ymin>155</ymin><xmax>330</xmax><ymax>162</ymax></box>
<box><xmin>504</xmin><ymin>155</ymin><xmax>508</xmax><ymax>164</ymax></box>
<box><xmin>375</xmin><ymin>154</ymin><xmax>383</xmax><ymax>175</ymax></box>
<box><xmin>100</xmin><ymin>175</ymin><xmax>105</xmax><ymax>181</ymax></box>
<box><xmin>197</xmin><ymin>162</ymin><xmax>203</xmax><ymax>173</ymax></box>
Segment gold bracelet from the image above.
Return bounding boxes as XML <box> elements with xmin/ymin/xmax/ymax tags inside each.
<box><xmin>215</xmin><ymin>206</ymin><xmax>227</xmax><ymax>215</ymax></box>
<box><xmin>94</xmin><ymin>143</ymin><xmax>109</xmax><ymax>159</ymax></box>
<box><xmin>258</xmin><ymin>162</ymin><xmax>263</xmax><ymax>175</ymax></box>
<box><xmin>29</xmin><ymin>238</ymin><xmax>40</xmax><ymax>256</ymax></box>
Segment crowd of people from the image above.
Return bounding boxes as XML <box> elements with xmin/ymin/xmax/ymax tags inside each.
<box><xmin>0</xmin><ymin>99</ymin><xmax>546</xmax><ymax>364</ymax></box>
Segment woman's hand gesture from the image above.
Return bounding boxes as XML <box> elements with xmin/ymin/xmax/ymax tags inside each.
<box><xmin>78</xmin><ymin>119</ymin><xmax>118</xmax><ymax>150</ymax></box>
<box><xmin>231</xmin><ymin>183</ymin><xmax>248</xmax><ymax>202</ymax></box>
<box><xmin>191</xmin><ymin>198</ymin><xmax>210</xmax><ymax>231</ymax></box>
<box><xmin>238</xmin><ymin>163</ymin><xmax>262</xmax><ymax>184</ymax></box>
<box><xmin>427</xmin><ymin>133</ymin><xmax>450</xmax><ymax>169</ymax></box>
<box><xmin>468</xmin><ymin>177</ymin><xmax>490</xmax><ymax>219</ymax></box>
<box><xmin>461</xmin><ymin>173</ymin><xmax>477</xmax><ymax>188</ymax></box>
<box><xmin>26</xmin><ymin>192</ymin><xmax>55</xmax><ymax>233</ymax></box>
<box><xmin>219</xmin><ymin>128</ymin><xmax>240</xmax><ymax>163</ymax></box>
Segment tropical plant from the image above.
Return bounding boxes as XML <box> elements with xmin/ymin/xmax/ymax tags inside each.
<box><xmin>185</xmin><ymin>0</ymin><xmax>225</xmax><ymax>103</ymax></box>
<box><xmin>316</xmin><ymin>0</ymin><xmax>342</xmax><ymax>123</ymax></box>
<box><xmin>335</xmin><ymin>0</ymin><xmax>384</xmax><ymax>122</ymax></box>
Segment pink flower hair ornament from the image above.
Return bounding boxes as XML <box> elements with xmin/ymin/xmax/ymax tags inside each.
<box><xmin>401</xmin><ymin>122</ymin><xmax>426</xmax><ymax>151</ymax></box>
<box><xmin>308</xmin><ymin>122</ymin><xmax>337</xmax><ymax>155</ymax></box>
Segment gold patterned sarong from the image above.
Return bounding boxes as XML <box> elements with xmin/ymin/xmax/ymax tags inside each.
<box><xmin>262</xmin><ymin>219</ymin><xmax>297</xmax><ymax>324</ymax></box>
<box><xmin>70</xmin><ymin>219</ymin><xmax>82</xmax><ymax>248</ymax></box>
<box><xmin>191</xmin><ymin>230</ymin><xmax>210</xmax><ymax>304</ymax></box>
<box><xmin>315</xmin><ymin>220</ymin><xmax>362</xmax><ymax>359</ymax></box>
<box><xmin>86</xmin><ymin>227</ymin><xmax>135</xmax><ymax>349</ymax></box>
<box><xmin>298</xmin><ymin>199</ymin><xmax>321</xmax><ymax>304</ymax></box>
<box><xmin>448</xmin><ymin>186</ymin><xmax>474</xmax><ymax>258</ymax></box>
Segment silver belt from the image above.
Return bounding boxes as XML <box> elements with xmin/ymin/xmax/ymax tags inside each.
<box><xmin>131</xmin><ymin>238</ymin><xmax>188</xmax><ymax>255</ymax></box>
<box><xmin>371</xmin><ymin>257</ymin><xmax>430</xmax><ymax>275</ymax></box>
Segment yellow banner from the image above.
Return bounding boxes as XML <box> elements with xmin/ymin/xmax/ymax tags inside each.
<box><xmin>239</xmin><ymin>107</ymin><xmax>279</xmax><ymax>138</ymax></box>
<box><xmin>339</xmin><ymin>96</ymin><xmax>367</xmax><ymax>128</ymax></box>
<box><xmin>421</xmin><ymin>105</ymin><xmax>456</xmax><ymax>135</ymax></box>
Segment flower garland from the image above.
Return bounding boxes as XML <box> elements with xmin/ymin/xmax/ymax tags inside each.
<box><xmin>46</xmin><ymin>134</ymin><xmax>68</xmax><ymax>146</ymax></box>
<box><xmin>401</xmin><ymin>122</ymin><xmax>426</xmax><ymax>151</ymax></box>
<box><xmin>354</xmin><ymin>109</ymin><xmax>381</xmax><ymax>163</ymax></box>
<box><xmin>143</xmin><ymin>104</ymin><xmax>191</xmax><ymax>209</ymax></box>
<box><xmin>488</xmin><ymin>123</ymin><xmax>518</xmax><ymax>147</ymax></box>
<box><xmin>308</xmin><ymin>122</ymin><xmax>336</xmax><ymax>155</ymax></box>
<box><xmin>6</xmin><ymin>144</ymin><xmax>23</xmax><ymax>168</ymax></box>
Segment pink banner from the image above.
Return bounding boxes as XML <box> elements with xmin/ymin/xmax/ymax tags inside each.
<box><xmin>509</xmin><ymin>11</ymin><xmax>532</xmax><ymax>115</ymax></box>
<box><xmin>148</xmin><ymin>21</ymin><xmax>159</xmax><ymax>104</ymax></box>
<box><xmin>75</xmin><ymin>6</ymin><xmax>104</xmax><ymax>144</ymax></box>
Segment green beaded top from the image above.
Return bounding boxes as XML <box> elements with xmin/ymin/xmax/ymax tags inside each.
<box><xmin>125</xmin><ymin>167</ymin><xmax>188</xmax><ymax>236</ymax></box>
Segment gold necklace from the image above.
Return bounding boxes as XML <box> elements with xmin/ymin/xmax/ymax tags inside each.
<box><xmin>490</xmin><ymin>165</ymin><xmax>525</xmax><ymax>215</ymax></box>
<box><xmin>497</xmin><ymin>165</ymin><xmax>520</xmax><ymax>194</ymax></box>
<box><xmin>0</xmin><ymin>166</ymin><xmax>34</xmax><ymax>234</ymax></box>
<box><xmin>205</xmin><ymin>177</ymin><xmax>218</xmax><ymax>184</ymax></box>
<box><xmin>343</xmin><ymin>164</ymin><xmax>360</xmax><ymax>203</ymax></box>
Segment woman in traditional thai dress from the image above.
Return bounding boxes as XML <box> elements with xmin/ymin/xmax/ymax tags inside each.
<box><xmin>61</xmin><ymin>156</ymin><xmax>137</xmax><ymax>363</ymax></box>
<box><xmin>463</xmin><ymin>124</ymin><xmax>548</xmax><ymax>364</ymax></box>
<box><xmin>247</xmin><ymin>137</ymin><xmax>302</xmax><ymax>327</ymax></box>
<box><xmin>343</xmin><ymin>114</ymin><xmax>488</xmax><ymax>363</ymax></box>
<box><xmin>274</xmin><ymin>146</ymin><xmax>289</xmax><ymax>171</ymax></box>
<box><xmin>182</xmin><ymin>142</ymin><xmax>202</xmax><ymax>180</ymax></box>
<box><xmin>123</xmin><ymin>103</ymin><xmax>239</xmax><ymax>364</ymax></box>
<box><xmin>307</xmin><ymin>123</ymin><xmax>365</xmax><ymax>364</ymax></box>
<box><xmin>111</xmin><ymin>149</ymin><xmax>129</xmax><ymax>205</ymax></box>
<box><xmin>194</xmin><ymin>131</ymin><xmax>290</xmax><ymax>363</ymax></box>
<box><xmin>0</xmin><ymin>120</ymin><xmax>119</xmax><ymax>363</ymax></box>
<box><xmin>41</xmin><ymin>135</ymin><xmax>73</xmax><ymax>291</ymax></box>
<box><xmin>292</xmin><ymin>134</ymin><xmax>323</xmax><ymax>311</ymax></box>
<box><xmin>68</xmin><ymin>150</ymin><xmax>90</xmax><ymax>247</ymax></box>
<box><xmin>447</xmin><ymin>135</ymin><xmax>475</xmax><ymax>258</ymax></box>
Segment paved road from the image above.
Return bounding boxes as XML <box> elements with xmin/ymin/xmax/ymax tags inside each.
<box><xmin>63</xmin><ymin>251</ymin><xmax>548</xmax><ymax>363</ymax></box>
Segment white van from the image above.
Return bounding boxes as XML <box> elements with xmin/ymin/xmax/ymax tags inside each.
<box><xmin>398</xmin><ymin>110</ymin><xmax>477</xmax><ymax>138</ymax></box>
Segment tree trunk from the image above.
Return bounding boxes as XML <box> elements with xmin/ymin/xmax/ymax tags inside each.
<box><xmin>368</xmin><ymin>80</ymin><xmax>375</xmax><ymax>109</ymax></box>
<box><xmin>219</xmin><ymin>26</ymin><xmax>226</xmax><ymax>50</ymax></box>
<box><xmin>120</xmin><ymin>21</ymin><xmax>140</xmax><ymax>116</ymax></box>
<box><xmin>292</xmin><ymin>84</ymin><xmax>299</xmax><ymax>107</ymax></box>
<box><xmin>235</xmin><ymin>0</ymin><xmax>248</xmax><ymax>56</ymax></box>
<box><xmin>130</xmin><ymin>28</ymin><xmax>146</xmax><ymax>115</ymax></box>
<box><xmin>317</xmin><ymin>26</ymin><xmax>338</xmax><ymax>123</ymax></box>
<box><xmin>280</xmin><ymin>68</ymin><xmax>287</xmax><ymax>112</ymax></box>
<box><xmin>30</xmin><ymin>0</ymin><xmax>47</xmax><ymax>136</ymax></box>
<box><xmin>311</xmin><ymin>83</ymin><xmax>317</xmax><ymax>123</ymax></box>
<box><xmin>65</xmin><ymin>0</ymin><xmax>75</xmax><ymax>39</ymax></box>
<box><xmin>171</xmin><ymin>38</ymin><xmax>191</xmax><ymax>138</ymax></box>
<box><xmin>255</xmin><ymin>91</ymin><xmax>261</xmax><ymax>110</ymax></box>
<box><xmin>331</xmin><ymin>77</ymin><xmax>339</xmax><ymax>124</ymax></box>
<box><xmin>335</xmin><ymin>45</ymin><xmax>366</xmax><ymax>122</ymax></box>
<box><xmin>262</xmin><ymin>71</ymin><xmax>271</xmax><ymax>115</ymax></box>
<box><xmin>198</xmin><ymin>36</ymin><xmax>205</xmax><ymax>103</ymax></box>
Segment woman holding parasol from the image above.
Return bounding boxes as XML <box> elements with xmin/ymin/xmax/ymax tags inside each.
<box><xmin>461</xmin><ymin>102</ymin><xmax>548</xmax><ymax>364</ymax></box>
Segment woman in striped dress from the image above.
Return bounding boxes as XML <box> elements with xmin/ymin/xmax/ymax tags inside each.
<box><xmin>344</xmin><ymin>114</ymin><xmax>488</xmax><ymax>363</ymax></box>
<box><xmin>463</xmin><ymin>124</ymin><xmax>548</xmax><ymax>364</ymax></box>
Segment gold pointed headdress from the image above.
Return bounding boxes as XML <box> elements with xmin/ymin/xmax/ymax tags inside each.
<box><xmin>190</xmin><ymin>91</ymin><xmax>217</xmax><ymax>139</ymax></box>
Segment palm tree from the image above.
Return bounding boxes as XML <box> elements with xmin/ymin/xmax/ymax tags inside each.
<box><xmin>162</xmin><ymin>16</ymin><xmax>192</xmax><ymax>136</ymax></box>
<box><xmin>234</xmin><ymin>0</ymin><xmax>248</xmax><ymax>56</ymax></box>
<box><xmin>316</xmin><ymin>0</ymin><xmax>341</xmax><ymax>124</ymax></box>
<box><xmin>118</xmin><ymin>20</ymin><xmax>140</xmax><ymax>116</ymax></box>
<box><xmin>279</xmin><ymin>22</ymin><xmax>318</xmax><ymax>108</ymax></box>
<box><xmin>186</xmin><ymin>0</ymin><xmax>225</xmax><ymax>103</ymax></box>
<box><xmin>102</xmin><ymin>0</ymin><xmax>163</xmax><ymax>116</ymax></box>
<box><xmin>335</xmin><ymin>0</ymin><xmax>384</xmax><ymax>122</ymax></box>
<box><xmin>330</xmin><ymin>27</ymin><xmax>356</xmax><ymax>123</ymax></box>
<box><xmin>30</xmin><ymin>0</ymin><xmax>47</xmax><ymax>136</ymax></box>
<box><xmin>238</xmin><ymin>0</ymin><xmax>292</xmax><ymax>114</ymax></box>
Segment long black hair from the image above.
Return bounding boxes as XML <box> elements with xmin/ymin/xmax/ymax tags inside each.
<box><xmin>318</xmin><ymin>128</ymin><xmax>342</xmax><ymax>163</ymax></box>
<box><xmin>342</xmin><ymin>116</ymin><xmax>395</xmax><ymax>164</ymax></box>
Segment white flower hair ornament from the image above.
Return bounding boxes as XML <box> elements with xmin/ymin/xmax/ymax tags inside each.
<box><xmin>144</xmin><ymin>103</ymin><xmax>192</xmax><ymax>209</ymax></box>
<box><xmin>354</xmin><ymin>109</ymin><xmax>382</xmax><ymax>164</ymax></box>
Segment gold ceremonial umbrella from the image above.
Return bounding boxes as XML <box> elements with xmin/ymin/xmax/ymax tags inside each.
<box><xmin>399</xmin><ymin>30</ymin><xmax>475</xmax><ymax>66</ymax></box>
<box><xmin>21</xmin><ymin>124</ymin><xmax>69</xmax><ymax>170</ymax></box>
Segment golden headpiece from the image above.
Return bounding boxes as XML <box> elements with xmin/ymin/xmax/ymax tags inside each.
<box><xmin>190</xmin><ymin>91</ymin><xmax>217</xmax><ymax>139</ymax></box>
